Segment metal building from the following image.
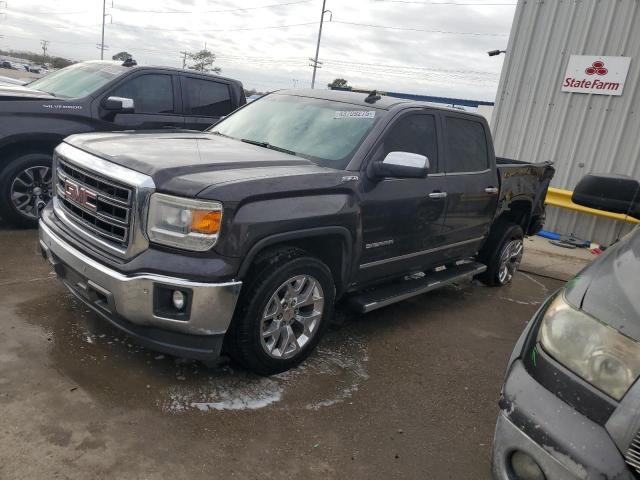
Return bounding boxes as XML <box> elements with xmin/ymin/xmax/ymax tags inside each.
<box><xmin>492</xmin><ymin>0</ymin><xmax>640</xmax><ymax>245</ymax></box>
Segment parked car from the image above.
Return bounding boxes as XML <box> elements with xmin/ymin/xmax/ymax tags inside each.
<box><xmin>0</xmin><ymin>59</ymin><xmax>246</xmax><ymax>227</ymax></box>
<box><xmin>38</xmin><ymin>89</ymin><xmax>554</xmax><ymax>375</ymax></box>
<box><xmin>0</xmin><ymin>60</ymin><xmax>15</xmax><ymax>69</ymax></box>
<box><xmin>492</xmin><ymin>174</ymin><xmax>640</xmax><ymax>479</ymax></box>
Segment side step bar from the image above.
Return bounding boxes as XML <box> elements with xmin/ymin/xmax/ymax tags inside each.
<box><xmin>347</xmin><ymin>261</ymin><xmax>487</xmax><ymax>313</ymax></box>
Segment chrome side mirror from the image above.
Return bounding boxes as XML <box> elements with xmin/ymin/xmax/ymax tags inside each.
<box><xmin>103</xmin><ymin>96</ymin><xmax>135</xmax><ymax>113</ymax></box>
<box><xmin>373</xmin><ymin>151</ymin><xmax>429</xmax><ymax>179</ymax></box>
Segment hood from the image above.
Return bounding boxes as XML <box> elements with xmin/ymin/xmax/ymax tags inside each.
<box><xmin>64</xmin><ymin>131</ymin><xmax>343</xmax><ymax>197</ymax></box>
<box><xmin>565</xmin><ymin>226</ymin><xmax>640</xmax><ymax>340</ymax></box>
<box><xmin>0</xmin><ymin>84</ymin><xmax>56</xmax><ymax>100</ymax></box>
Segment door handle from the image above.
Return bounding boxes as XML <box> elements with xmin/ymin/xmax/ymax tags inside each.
<box><xmin>428</xmin><ymin>191</ymin><xmax>448</xmax><ymax>199</ymax></box>
<box><xmin>485</xmin><ymin>187</ymin><xmax>499</xmax><ymax>194</ymax></box>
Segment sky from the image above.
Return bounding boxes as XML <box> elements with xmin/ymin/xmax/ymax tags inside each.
<box><xmin>0</xmin><ymin>0</ymin><xmax>516</xmax><ymax>101</ymax></box>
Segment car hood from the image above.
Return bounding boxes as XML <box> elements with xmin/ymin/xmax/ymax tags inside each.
<box><xmin>64</xmin><ymin>131</ymin><xmax>344</xmax><ymax>198</ymax></box>
<box><xmin>0</xmin><ymin>84</ymin><xmax>56</xmax><ymax>99</ymax></box>
<box><xmin>565</xmin><ymin>226</ymin><xmax>640</xmax><ymax>340</ymax></box>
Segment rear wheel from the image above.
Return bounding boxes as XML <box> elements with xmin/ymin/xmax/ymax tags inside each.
<box><xmin>227</xmin><ymin>248</ymin><xmax>335</xmax><ymax>375</ymax></box>
<box><xmin>477</xmin><ymin>221</ymin><xmax>524</xmax><ymax>286</ymax></box>
<box><xmin>0</xmin><ymin>153</ymin><xmax>53</xmax><ymax>228</ymax></box>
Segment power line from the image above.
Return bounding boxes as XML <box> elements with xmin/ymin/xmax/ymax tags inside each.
<box><xmin>331</xmin><ymin>20</ymin><xmax>508</xmax><ymax>36</ymax></box>
<box><xmin>371</xmin><ymin>0</ymin><xmax>515</xmax><ymax>5</ymax></box>
<box><xmin>109</xmin><ymin>21</ymin><xmax>318</xmax><ymax>33</ymax></box>
<box><xmin>112</xmin><ymin>1</ymin><xmax>312</xmax><ymax>14</ymax></box>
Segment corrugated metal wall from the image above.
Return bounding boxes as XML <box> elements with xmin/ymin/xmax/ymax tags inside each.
<box><xmin>492</xmin><ymin>0</ymin><xmax>640</xmax><ymax>245</ymax></box>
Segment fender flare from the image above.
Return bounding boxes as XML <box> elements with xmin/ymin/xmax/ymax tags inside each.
<box><xmin>237</xmin><ymin>226</ymin><xmax>354</xmax><ymax>286</ymax></box>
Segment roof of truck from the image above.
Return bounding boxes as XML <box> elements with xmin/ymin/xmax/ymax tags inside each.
<box><xmin>274</xmin><ymin>88</ymin><xmax>478</xmax><ymax>115</ymax></box>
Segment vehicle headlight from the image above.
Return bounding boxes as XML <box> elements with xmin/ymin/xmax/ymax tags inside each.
<box><xmin>147</xmin><ymin>193</ymin><xmax>222</xmax><ymax>251</ymax></box>
<box><xmin>538</xmin><ymin>293</ymin><xmax>640</xmax><ymax>400</ymax></box>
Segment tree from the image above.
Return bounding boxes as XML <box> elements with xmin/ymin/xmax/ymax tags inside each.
<box><xmin>327</xmin><ymin>78</ymin><xmax>349</xmax><ymax>89</ymax></box>
<box><xmin>112</xmin><ymin>51</ymin><xmax>132</xmax><ymax>61</ymax></box>
<box><xmin>187</xmin><ymin>49</ymin><xmax>221</xmax><ymax>74</ymax></box>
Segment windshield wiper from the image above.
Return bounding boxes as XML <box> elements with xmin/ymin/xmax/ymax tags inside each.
<box><xmin>241</xmin><ymin>138</ymin><xmax>296</xmax><ymax>156</ymax></box>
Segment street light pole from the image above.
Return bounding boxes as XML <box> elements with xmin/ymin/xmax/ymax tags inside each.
<box><xmin>100</xmin><ymin>0</ymin><xmax>106</xmax><ymax>60</ymax></box>
<box><xmin>310</xmin><ymin>0</ymin><xmax>331</xmax><ymax>89</ymax></box>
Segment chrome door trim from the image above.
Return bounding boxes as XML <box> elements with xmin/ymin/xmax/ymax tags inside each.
<box><xmin>359</xmin><ymin>236</ymin><xmax>485</xmax><ymax>270</ymax></box>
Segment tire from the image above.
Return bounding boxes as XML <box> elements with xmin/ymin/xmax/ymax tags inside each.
<box><xmin>226</xmin><ymin>247</ymin><xmax>335</xmax><ymax>375</ymax></box>
<box><xmin>476</xmin><ymin>221</ymin><xmax>524</xmax><ymax>287</ymax></box>
<box><xmin>0</xmin><ymin>152</ymin><xmax>53</xmax><ymax>228</ymax></box>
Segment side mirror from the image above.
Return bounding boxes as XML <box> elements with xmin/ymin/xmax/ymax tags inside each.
<box><xmin>103</xmin><ymin>96</ymin><xmax>135</xmax><ymax>113</ymax></box>
<box><xmin>372</xmin><ymin>152</ymin><xmax>429</xmax><ymax>179</ymax></box>
<box><xmin>572</xmin><ymin>173</ymin><xmax>639</xmax><ymax>218</ymax></box>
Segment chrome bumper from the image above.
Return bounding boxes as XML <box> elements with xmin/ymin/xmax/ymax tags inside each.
<box><xmin>39</xmin><ymin>219</ymin><xmax>242</xmax><ymax>337</ymax></box>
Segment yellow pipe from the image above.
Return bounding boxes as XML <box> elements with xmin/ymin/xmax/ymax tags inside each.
<box><xmin>545</xmin><ymin>187</ymin><xmax>639</xmax><ymax>224</ymax></box>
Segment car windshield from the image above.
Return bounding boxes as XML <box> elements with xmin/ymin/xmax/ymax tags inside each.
<box><xmin>209</xmin><ymin>93</ymin><xmax>383</xmax><ymax>169</ymax></box>
<box><xmin>28</xmin><ymin>62</ymin><xmax>126</xmax><ymax>98</ymax></box>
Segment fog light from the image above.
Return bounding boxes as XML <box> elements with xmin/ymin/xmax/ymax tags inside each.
<box><xmin>510</xmin><ymin>451</ymin><xmax>546</xmax><ymax>480</ymax></box>
<box><xmin>172</xmin><ymin>290</ymin><xmax>186</xmax><ymax>310</ymax></box>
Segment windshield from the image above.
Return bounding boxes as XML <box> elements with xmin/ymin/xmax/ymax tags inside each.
<box><xmin>210</xmin><ymin>93</ymin><xmax>383</xmax><ymax>169</ymax></box>
<box><xmin>29</xmin><ymin>62</ymin><xmax>126</xmax><ymax>98</ymax></box>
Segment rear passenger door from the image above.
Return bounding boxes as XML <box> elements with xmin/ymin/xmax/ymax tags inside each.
<box><xmin>104</xmin><ymin>73</ymin><xmax>185</xmax><ymax>130</ymax></box>
<box><xmin>181</xmin><ymin>76</ymin><xmax>233</xmax><ymax>130</ymax></box>
<box><xmin>441</xmin><ymin>113</ymin><xmax>498</xmax><ymax>260</ymax></box>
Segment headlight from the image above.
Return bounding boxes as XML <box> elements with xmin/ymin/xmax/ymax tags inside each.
<box><xmin>538</xmin><ymin>293</ymin><xmax>640</xmax><ymax>400</ymax></box>
<box><xmin>147</xmin><ymin>193</ymin><xmax>222</xmax><ymax>251</ymax></box>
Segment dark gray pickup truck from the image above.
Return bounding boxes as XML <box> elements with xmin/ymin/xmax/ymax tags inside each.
<box><xmin>38</xmin><ymin>89</ymin><xmax>554</xmax><ymax>374</ymax></box>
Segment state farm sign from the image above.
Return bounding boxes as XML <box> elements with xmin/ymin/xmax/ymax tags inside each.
<box><xmin>562</xmin><ymin>55</ymin><xmax>631</xmax><ymax>96</ymax></box>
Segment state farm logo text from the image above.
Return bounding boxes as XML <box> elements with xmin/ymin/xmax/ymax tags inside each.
<box><xmin>64</xmin><ymin>178</ymin><xmax>97</xmax><ymax>211</ymax></box>
<box><xmin>564</xmin><ymin>59</ymin><xmax>619</xmax><ymax>91</ymax></box>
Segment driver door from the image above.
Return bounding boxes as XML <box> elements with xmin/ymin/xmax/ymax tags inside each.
<box><xmin>357</xmin><ymin>111</ymin><xmax>448</xmax><ymax>284</ymax></box>
<box><xmin>99</xmin><ymin>73</ymin><xmax>185</xmax><ymax>130</ymax></box>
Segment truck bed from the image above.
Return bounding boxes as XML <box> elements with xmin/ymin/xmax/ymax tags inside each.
<box><xmin>496</xmin><ymin>157</ymin><xmax>555</xmax><ymax>235</ymax></box>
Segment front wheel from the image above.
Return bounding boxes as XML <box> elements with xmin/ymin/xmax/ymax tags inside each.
<box><xmin>227</xmin><ymin>248</ymin><xmax>335</xmax><ymax>375</ymax></box>
<box><xmin>0</xmin><ymin>153</ymin><xmax>53</xmax><ymax>228</ymax></box>
<box><xmin>477</xmin><ymin>222</ymin><xmax>524</xmax><ymax>286</ymax></box>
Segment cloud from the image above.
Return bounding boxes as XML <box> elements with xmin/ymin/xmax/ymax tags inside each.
<box><xmin>0</xmin><ymin>0</ymin><xmax>514</xmax><ymax>100</ymax></box>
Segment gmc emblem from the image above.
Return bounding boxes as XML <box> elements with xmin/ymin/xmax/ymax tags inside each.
<box><xmin>64</xmin><ymin>178</ymin><xmax>97</xmax><ymax>211</ymax></box>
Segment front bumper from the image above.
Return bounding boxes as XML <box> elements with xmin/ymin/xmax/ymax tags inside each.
<box><xmin>492</xmin><ymin>361</ymin><xmax>633</xmax><ymax>479</ymax></box>
<box><xmin>39</xmin><ymin>219</ymin><xmax>242</xmax><ymax>362</ymax></box>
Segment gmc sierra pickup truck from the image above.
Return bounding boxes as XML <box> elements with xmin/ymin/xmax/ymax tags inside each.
<box><xmin>38</xmin><ymin>89</ymin><xmax>554</xmax><ymax>375</ymax></box>
<box><xmin>0</xmin><ymin>59</ymin><xmax>245</xmax><ymax>227</ymax></box>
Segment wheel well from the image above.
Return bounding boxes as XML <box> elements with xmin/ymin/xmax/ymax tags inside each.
<box><xmin>499</xmin><ymin>200</ymin><xmax>532</xmax><ymax>233</ymax></box>
<box><xmin>241</xmin><ymin>234</ymin><xmax>348</xmax><ymax>297</ymax></box>
<box><xmin>0</xmin><ymin>138</ymin><xmax>60</xmax><ymax>172</ymax></box>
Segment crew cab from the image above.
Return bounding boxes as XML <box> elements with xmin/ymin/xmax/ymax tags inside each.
<box><xmin>0</xmin><ymin>59</ymin><xmax>246</xmax><ymax>227</ymax></box>
<box><xmin>38</xmin><ymin>89</ymin><xmax>554</xmax><ymax>375</ymax></box>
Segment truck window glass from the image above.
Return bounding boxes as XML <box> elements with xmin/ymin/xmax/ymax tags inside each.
<box><xmin>185</xmin><ymin>78</ymin><xmax>232</xmax><ymax>116</ymax></box>
<box><xmin>210</xmin><ymin>94</ymin><xmax>382</xmax><ymax>169</ymax></box>
<box><xmin>28</xmin><ymin>62</ymin><xmax>125</xmax><ymax>98</ymax></box>
<box><xmin>444</xmin><ymin>117</ymin><xmax>489</xmax><ymax>173</ymax></box>
<box><xmin>110</xmin><ymin>74</ymin><xmax>174</xmax><ymax>114</ymax></box>
<box><xmin>383</xmin><ymin>114</ymin><xmax>438</xmax><ymax>166</ymax></box>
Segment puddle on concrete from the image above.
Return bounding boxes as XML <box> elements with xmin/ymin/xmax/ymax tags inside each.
<box><xmin>15</xmin><ymin>292</ymin><xmax>370</xmax><ymax>414</ymax></box>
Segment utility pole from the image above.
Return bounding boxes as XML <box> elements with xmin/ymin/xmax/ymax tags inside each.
<box><xmin>310</xmin><ymin>0</ymin><xmax>331</xmax><ymax>89</ymax></box>
<box><xmin>180</xmin><ymin>50</ymin><xmax>189</xmax><ymax>69</ymax></box>
<box><xmin>99</xmin><ymin>0</ymin><xmax>113</xmax><ymax>60</ymax></box>
<box><xmin>40</xmin><ymin>39</ymin><xmax>49</xmax><ymax>66</ymax></box>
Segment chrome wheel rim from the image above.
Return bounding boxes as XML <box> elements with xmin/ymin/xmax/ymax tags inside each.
<box><xmin>10</xmin><ymin>166</ymin><xmax>52</xmax><ymax>219</ymax></box>
<box><xmin>260</xmin><ymin>274</ymin><xmax>324</xmax><ymax>360</ymax></box>
<box><xmin>498</xmin><ymin>239</ymin><xmax>523</xmax><ymax>284</ymax></box>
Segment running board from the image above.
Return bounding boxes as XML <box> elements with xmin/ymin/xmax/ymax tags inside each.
<box><xmin>347</xmin><ymin>261</ymin><xmax>487</xmax><ymax>313</ymax></box>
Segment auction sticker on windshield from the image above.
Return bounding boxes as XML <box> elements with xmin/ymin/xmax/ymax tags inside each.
<box><xmin>334</xmin><ymin>111</ymin><xmax>376</xmax><ymax>119</ymax></box>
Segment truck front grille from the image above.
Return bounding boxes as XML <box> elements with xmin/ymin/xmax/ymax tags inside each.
<box><xmin>625</xmin><ymin>432</ymin><xmax>640</xmax><ymax>476</ymax></box>
<box><xmin>55</xmin><ymin>158</ymin><xmax>134</xmax><ymax>246</ymax></box>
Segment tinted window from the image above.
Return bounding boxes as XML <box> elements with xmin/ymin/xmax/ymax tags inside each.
<box><xmin>110</xmin><ymin>74</ymin><xmax>174</xmax><ymax>114</ymax></box>
<box><xmin>185</xmin><ymin>78</ymin><xmax>231</xmax><ymax>116</ymax></box>
<box><xmin>444</xmin><ymin>117</ymin><xmax>489</xmax><ymax>173</ymax></box>
<box><xmin>382</xmin><ymin>114</ymin><xmax>438</xmax><ymax>166</ymax></box>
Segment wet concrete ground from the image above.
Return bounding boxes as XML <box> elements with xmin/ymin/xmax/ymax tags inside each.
<box><xmin>0</xmin><ymin>226</ymin><xmax>563</xmax><ymax>479</ymax></box>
